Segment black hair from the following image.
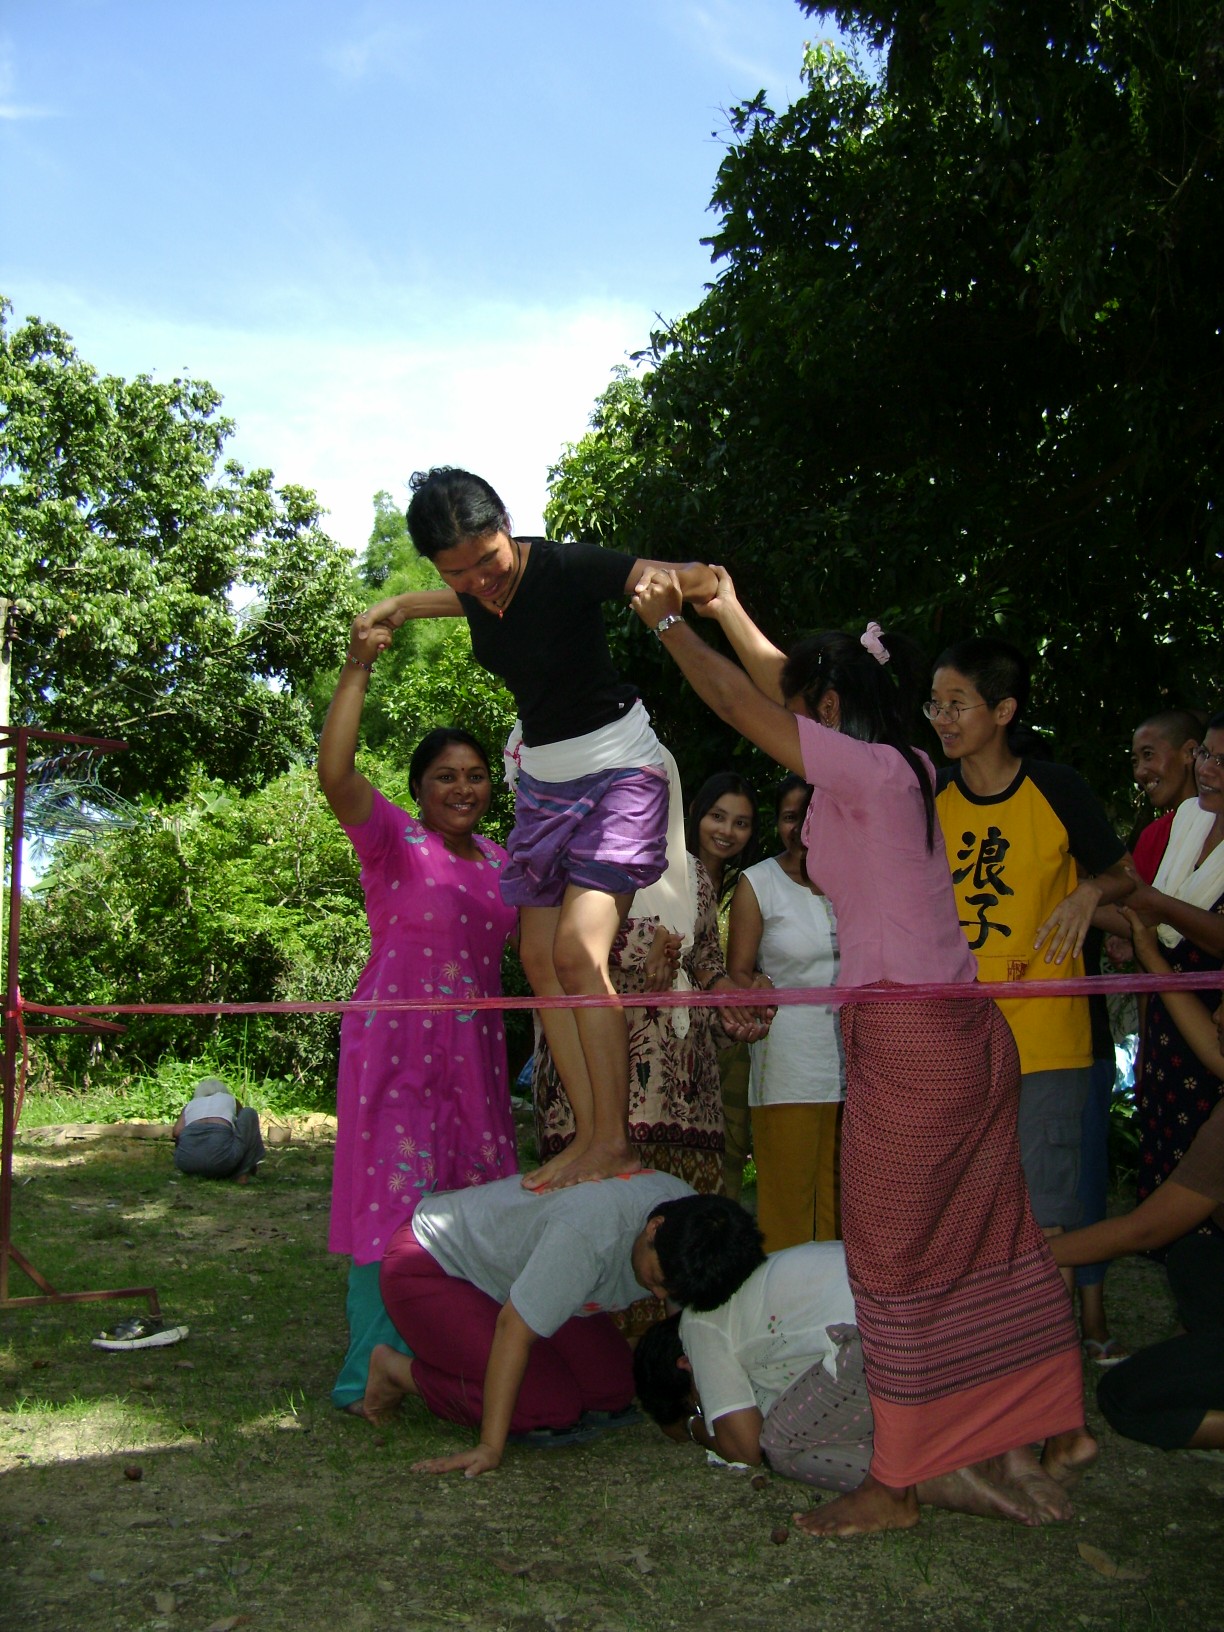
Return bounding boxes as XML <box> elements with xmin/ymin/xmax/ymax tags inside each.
<box><xmin>408</xmin><ymin>728</ymin><xmax>491</xmax><ymax>801</ymax></box>
<box><xmin>650</xmin><ymin>1195</ymin><xmax>764</xmax><ymax>1311</ymax></box>
<box><xmin>632</xmin><ymin>1313</ymin><xmax>691</xmax><ymax>1428</ymax></box>
<box><xmin>773</xmin><ymin>771</ymin><xmax>811</xmax><ymax>820</ymax></box>
<box><xmin>780</xmin><ymin>627</ymin><xmax>936</xmax><ymax>850</ymax></box>
<box><xmin>1138</xmin><ymin>708</ymin><xmax>1205</xmax><ymax>747</ymax></box>
<box><xmin>685</xmin><ymin>771</ymin><xmax>760</xmax><ymax>902</ymax></box>
<box><xmin>1205</xmin><ymin>710</ymin><xmax>1224</xmax><ymax>735</ymax></box>
<box><xmin>933</xmin><ymin>636</ymin><xmax>1031</xmax><ymax>718</ymax></box>
<box><xmin>932</xmin><ymin>635</ymin><xmax>1033</xmax><ymax>763</ymax></box>
<box><xmin>405</xmin><ymin>467</ymin><xmax>511</xmax><ymax>561</ymax></box>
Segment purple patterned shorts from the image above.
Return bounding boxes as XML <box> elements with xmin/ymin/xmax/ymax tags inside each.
<box><xmin>500</xmin><ymin>765</ymin><xmax>669</xmax><ymax>908</ymax></box>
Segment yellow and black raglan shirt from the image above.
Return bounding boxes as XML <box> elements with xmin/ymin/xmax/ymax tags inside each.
<box><xmin>934</xmin><ymin>761</ymin><xmax>1126</xmax><ymax>1074</ymax></box>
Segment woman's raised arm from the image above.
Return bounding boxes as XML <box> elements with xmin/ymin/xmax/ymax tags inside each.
<box><xmin>318</xmin><ymin>619</ymin><xmax>394</xmax><ymax>827</ymax></box>
<box><xmin>630</xmin><ymin>571</ymin><xmax>804</xmax><ymax>776</ymax></box>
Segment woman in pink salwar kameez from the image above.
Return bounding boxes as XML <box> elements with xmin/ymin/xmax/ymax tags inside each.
<box><xmin>320</xmin><ymin>617</ymin><xmax>517</xmax><ymax>1413</ymax></box>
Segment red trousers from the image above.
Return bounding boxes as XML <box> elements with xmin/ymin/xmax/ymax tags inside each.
<box><xmin>380</xmin><ymin>1235</ymin><xmax>633</xmax><ymax>1431</ymax></box>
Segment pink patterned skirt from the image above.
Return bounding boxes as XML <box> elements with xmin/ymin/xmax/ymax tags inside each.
<box><xmin>840</xmin><ymin>993</ymin><xmax>1082</xmax><ymax>1485</ymax></box>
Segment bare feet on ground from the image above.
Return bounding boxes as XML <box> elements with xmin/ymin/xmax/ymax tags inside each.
<box><xmin>360</xmin><ymin>1343</ymin><xmax>419</xmax><ymax>1425</ymax></box>
<box><xmin>917</xmin><ymin>1459</ymin><xmax>1041</xmax><ymax>1526</ymax></box>
<box><xmin>523</xmin><ymin>1139</ymin><xmax>642</xmax><ymax>1192</ymax></box>
<box><xmin>1000</xmin><ymin>1444</ymin><xmax>1077</xmax><ymax>1522</ymax></box>
<box><xmin>793</xmin><ymin>1475</ymin><xmax>920</xmax><ymax>1538</ymax></box>
<box><xmin>1041</xmin><ymin>1428</ymin><xmax>1098</xmax><ymax>1488</ymax></box>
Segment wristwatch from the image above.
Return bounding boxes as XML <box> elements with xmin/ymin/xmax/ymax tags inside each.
<box><xmin>653</xmin><ymin>613</ymin><xmax>684</xmax><ymax>639</ymax></box>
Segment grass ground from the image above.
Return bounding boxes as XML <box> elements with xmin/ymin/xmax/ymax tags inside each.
<box><xmin>2</xmin><ymin>1127</ymin><xmax>1223</xmax><ymax>1632</ymax></box>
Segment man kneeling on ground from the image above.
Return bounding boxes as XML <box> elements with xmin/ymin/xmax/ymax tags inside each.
<box><xmin>363</xmin><ymin>1170</ymin><xmax>765</xmax><ymax>1478</ymax></box>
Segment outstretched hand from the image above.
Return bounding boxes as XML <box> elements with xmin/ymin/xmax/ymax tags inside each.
<box><xmin>412</xmin><ymin>1442</ymin><xmax>502</xmax><ymax>1479</ymax></box>
<box><xmin>631</xmin><ymin>568</ymin><xmax>683</xmax><ymax>630</ymax></box>
<box><xmin>690</xmin><ymin>563</ymin><xmax>740</xmax><ymax>622</ymax></box>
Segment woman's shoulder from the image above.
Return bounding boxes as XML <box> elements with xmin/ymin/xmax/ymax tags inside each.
<box><xmin>796</xmin><ymin>717</ymin><xmax>930</xmax><ymax>787</ymax></box>
<box><xmin>743</xmin><ymin>855</ymin><xmax>782</xmax><ymax>888</ymax></box>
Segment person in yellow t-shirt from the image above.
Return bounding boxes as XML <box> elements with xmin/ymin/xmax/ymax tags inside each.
<box><xmin>927</xmin><ymin>639</ymin><xmax>1134</xmax><ymax>1280</ymax></box>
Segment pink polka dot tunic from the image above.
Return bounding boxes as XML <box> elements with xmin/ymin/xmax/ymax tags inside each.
<box><xmin>328</xmin><ymin>791</ymin><xmax>519</xmax><ymax>1264</ymax></box>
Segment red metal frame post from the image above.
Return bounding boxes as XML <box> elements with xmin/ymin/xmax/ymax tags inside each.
<box><xmin>1</xmin><ymin>724</ymin><xmax>160</xmax><ymax>1318</ymax></box>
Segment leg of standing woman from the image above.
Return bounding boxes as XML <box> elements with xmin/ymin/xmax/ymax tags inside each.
<box><xmin>752</xmin><ymin>1104</ymin><xmax>823</xmax><ymax>1254</ymax></box>
<box><xmin>520</xmin><ymin>905</ymin><xmax>597</xmax><ymax>1162</ymax></box>
<box><xmin>520</xmin><ymin>886</ymin><xmax>639</xmax><ymax>1189</ymax></box>
<box><xmin>812</xmin><ymin>1102</ymin><xmax>843</xmax><ymax>1242</ymax></box>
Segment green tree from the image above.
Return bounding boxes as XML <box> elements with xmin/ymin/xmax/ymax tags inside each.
<box><xmin>0</xmin><ymin>300</ymin><xmax>360</xmax><ymax>799</ymax></box>
<box><xmin>547</xmin><ymin>10</ymin><xmax>1224</xmax><ymax>811</ymax></box>
<box><xmin>20</xmin><ymin>766</ymin><xmax>377</xmax><ymax>1096</ymax></box>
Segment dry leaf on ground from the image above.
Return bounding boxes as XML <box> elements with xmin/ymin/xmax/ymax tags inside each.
<box><xmin>1077</xmin><ymin>1541</ymin><xmax>1150</xmax><ymax>1582</ymax></box>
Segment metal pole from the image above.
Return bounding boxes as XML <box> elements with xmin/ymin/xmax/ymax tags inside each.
<box><xmin>0</xmin><ymin>723</ymin><xmax>158</xmax><ymax>1317</ymax></box>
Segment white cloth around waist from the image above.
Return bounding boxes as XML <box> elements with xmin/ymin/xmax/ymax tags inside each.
<box><xmin>503</xmin><ymin>699</ymin><xmax>663</xmax><ymax>788</ymax></box>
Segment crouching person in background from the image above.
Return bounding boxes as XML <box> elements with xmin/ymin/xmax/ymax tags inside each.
<box><xmin>171</xmin><ymin>1077</ymin><xmax>265</xmax><ymax>1182</ymax></box>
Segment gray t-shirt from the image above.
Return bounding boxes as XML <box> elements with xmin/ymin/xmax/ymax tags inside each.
<box><xmin>411</xmin><ymin>1170</ymin><xmax>693</xmax><ymax>1337</ymax></box>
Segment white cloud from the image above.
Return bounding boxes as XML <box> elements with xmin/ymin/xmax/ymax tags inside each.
<box><xmin>320</xmin><ymin>8</ymin><xmax>423</xmax><ymax>85</ymax></box>
<box><xmin>0</xmin><ymin>31</ymin><xmax>57</xmax><ymax>118</ymax></box>
<box><xmin>4</xmin><ymin>284</ymin><xmax>656</xmax><ymax>548</ymax></box>
<box><xmin>675</xmin><ymin>0</ymin><xmax>800</xmax><ymax>102</ymax></box>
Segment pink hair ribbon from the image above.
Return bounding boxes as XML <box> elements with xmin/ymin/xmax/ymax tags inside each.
<box><xmin>860</xmin><ymin>621</ymin><xmax>890</xmax><ymax>665</ymax></box>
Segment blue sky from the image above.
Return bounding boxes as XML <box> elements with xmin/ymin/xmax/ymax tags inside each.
<box><xmin>1</xmin><ymin>1</ymin><xmax>841</xmax><ymax>546</ymax></box>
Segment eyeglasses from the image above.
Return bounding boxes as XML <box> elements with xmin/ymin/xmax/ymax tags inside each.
<box><xmin>1194</xmin><ymin>746</ymin><xmax>1224</xmax><ymax>772</ymax></box>
<box><xmin>923</xmin><ymin>701</ymin><xmax>987</xmax><ymax>724</ymax></box>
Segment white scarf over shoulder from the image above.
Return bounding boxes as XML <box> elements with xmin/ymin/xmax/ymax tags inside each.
<box><xmin>1151</xmin><ymin>798</ymin><xmax>1224</xmax><ymax>948</ymax></box>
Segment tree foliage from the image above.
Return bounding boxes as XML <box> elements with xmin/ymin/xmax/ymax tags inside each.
<box><xmin>547</xmin><ymin>5</ymin><xmax>1224</xmax><ymax>810</ymax></box>
<box><xmin>0</xmin><ymin>300</ymin><xmax>360</xmax><ymax>799</ymax></box>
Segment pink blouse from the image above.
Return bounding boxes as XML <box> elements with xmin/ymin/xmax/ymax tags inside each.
<box><xmin>798</xmin><ymin>716</ymin><xmax>977</xmax><ymax>990</ymax></box>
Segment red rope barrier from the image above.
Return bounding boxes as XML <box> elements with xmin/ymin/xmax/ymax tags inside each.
<box><xmin>10</xmin><ymin>967</ymin><xmax>1222</xmax><ymax>1021</ymax></box>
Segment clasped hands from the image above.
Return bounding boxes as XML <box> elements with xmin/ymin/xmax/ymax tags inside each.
<box><xmin>631</xmin><ymin>563</ymin><xmax>739</xmax><ymax>630</ymax></box>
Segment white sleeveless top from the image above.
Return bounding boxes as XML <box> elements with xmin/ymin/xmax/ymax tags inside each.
<box><xmin>742</xmin><ymin>857</ymin><xmax>845</xmax><ymax>1106</ymax></box>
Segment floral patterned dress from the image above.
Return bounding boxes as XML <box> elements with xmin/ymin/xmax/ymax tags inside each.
<box><xmin>532</xmin><ymin>856</ymin><xmax>729</xmax><ymax>1195</ymax></box>
<box><xmin>328</xmin><ymin>791</ymin><xmax>519</xmax><ymax>1267</ymax></box>
<box><xmin>1136</xmin><ymin>890</ymin><xmax>1224</xmax><ymax>1208</ymax></box>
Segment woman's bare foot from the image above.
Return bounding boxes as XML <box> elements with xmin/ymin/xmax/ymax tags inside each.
<box><xmin>917</xmin><ymin>1459</ymin><xmax>1041</xmax><ymax>1526</ymax></box>
<box><xmin>1000</xmin><ymin>1445</ymin><xmax>1075</xmax><ymax>1522</ymax></box>
<box><xmin>521</xmin><ymin>1143</ymin><xmax>581</xmax><ymax>1191</ymax></box>
<box><xmin>361</xmin><ymin>1344</ymin><xmax>419</xmax><ymax>1425</ymax></box>
<box><xmin>1041</xmin><ymin>1428</ymin><xmax>1098</xmax><ymax>1487</ymax></box>
<box><xmin>553</xmin><ymin>1140</ymin><xmax>643</xmax><ymax>1188</ymax></box>
<box><xmin>524</xmin><ymin>1138</ymin><xmax>641</xmax><ymax>1191</ymax></box>
<box><xmin>794</xmin><ymin>1475</ymin><xmax>920</xmax><ymax>1538</ymax></box>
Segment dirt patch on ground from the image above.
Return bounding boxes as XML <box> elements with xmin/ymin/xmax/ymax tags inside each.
<box><xmin>2</xmin><ymin>1137</ymin><xmax>1223</xmax><ymax>1632</ymax></box>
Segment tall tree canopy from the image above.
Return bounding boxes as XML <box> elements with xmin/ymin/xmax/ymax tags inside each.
<box><xmin>547</xmin><ymin>3</ymin><xmax>1224</xmax><ymax>805</ymax></box>
<box><xmin>0</xmin><ymin>301</ymin><xmax>359</xmax><ymax>799</ymax></box>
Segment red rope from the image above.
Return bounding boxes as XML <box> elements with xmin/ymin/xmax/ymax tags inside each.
<box><xmin>12</xmin><ymin>968</ymin><xmax>1222</xmax><ymax>1020</ymax></box>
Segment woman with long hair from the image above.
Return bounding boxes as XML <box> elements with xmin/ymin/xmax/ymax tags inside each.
<box><xmin>628</xmin><ymin>565</ymin><xmax>1093</xmax><ymax>1538</ymax></box>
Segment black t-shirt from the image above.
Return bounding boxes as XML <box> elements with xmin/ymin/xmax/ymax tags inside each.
<box><xmin>459</xmin><ymin>540</ymin><xmax>640</xmax><ymax>748</ymax></box>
